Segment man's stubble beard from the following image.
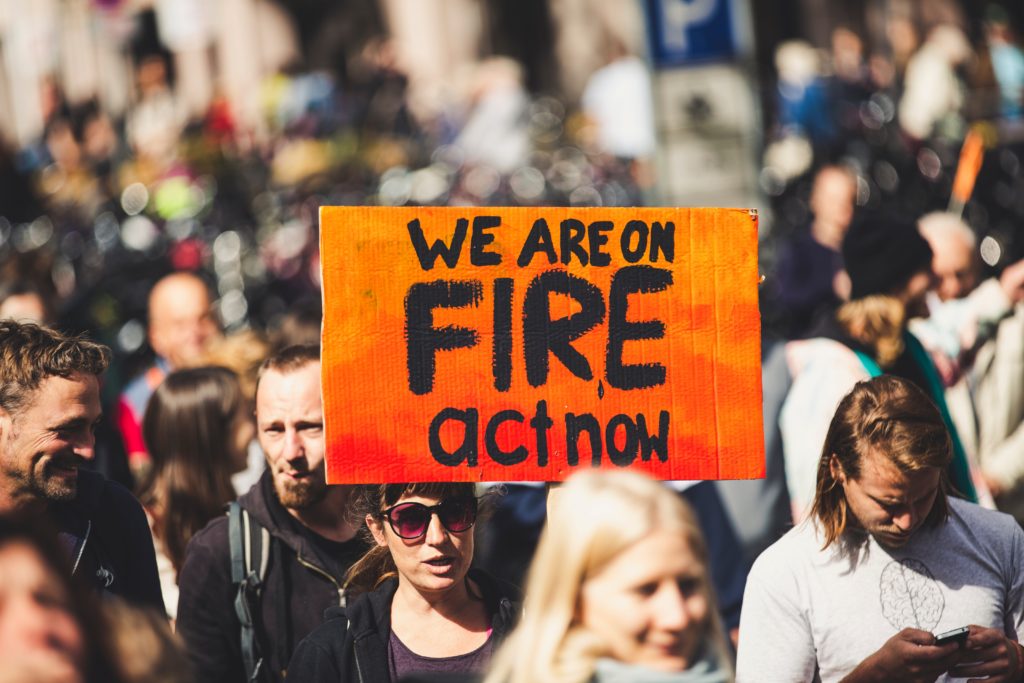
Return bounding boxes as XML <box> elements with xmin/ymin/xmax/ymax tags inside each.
<box><xmin>274</xmin><ymin>474</ymin><xmax>328</xmax><ymax>510</ymax></box>
<box><xmin>2</xmin><ymin>422</ymin><xmax>75</xmax><ymax>502</ymax></box>
<box><xmin>34</xmin><ymin>460</ymin><xmax>78</xmax><ymax>501</ymax></box>
<box><xmin>0</xmin><ymin>449</ymin><xmax>78</xmax><ymax>504</ymax></box>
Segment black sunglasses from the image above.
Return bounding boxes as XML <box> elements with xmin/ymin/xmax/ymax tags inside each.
<box><xmin>379</xmin><ymin>498</ymin><xmax>478</xmax><ymax>539</ymax></box>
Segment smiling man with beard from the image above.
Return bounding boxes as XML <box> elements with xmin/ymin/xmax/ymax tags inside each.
<box><xmin>0</xmin><ymin>321</ymin><xmax>163</xmax><ymax>609</ymax></box>
<box><xmin>177</xmin><ymin>345</ymin><xmax>365</xmax><ymax>683</ymax></box>
<box><xmin>737</xmin><ymin>376</ymin><xmax>1024</xmax><ymax>683</ymax></box>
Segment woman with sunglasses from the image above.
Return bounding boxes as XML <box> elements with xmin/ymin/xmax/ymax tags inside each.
<box><xmin>288</xmin><ymin>483</ymin><xmax>519</xmax><ymax>682</ymax></box>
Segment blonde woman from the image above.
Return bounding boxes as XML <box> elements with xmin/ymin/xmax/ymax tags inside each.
<box><xmin>485</xmin><ymin>470</ymin><xmax>732</xmax><ymax>683</ymax></box>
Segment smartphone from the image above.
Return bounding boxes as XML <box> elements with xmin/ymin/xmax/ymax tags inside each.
<box><xmin>934</xmin><ymin>626</ymin><xmax>970</xmax><ymax>647</ymax></box>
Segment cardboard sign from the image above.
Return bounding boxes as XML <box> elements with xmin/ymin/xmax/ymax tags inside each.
<box><xmin>321</xmin><ymin>207</ymin><xmax>763</xmax><ymax>483</ymax></box>
<box><xmin>949</xmin><ymin>128</ymin><xmax>985</xmax><ymax>215</ymax></box>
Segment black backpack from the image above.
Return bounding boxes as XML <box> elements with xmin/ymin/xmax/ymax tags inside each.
<box><xmin>229</xmin><ymin>501</ymin><xmax>270</xmax><ymax>683</ymax></box>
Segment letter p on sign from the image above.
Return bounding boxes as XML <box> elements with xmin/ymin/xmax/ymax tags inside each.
<box><xmin>663</xmin><ymin>0</ymin><xmax>718</xmax><ymax>51</ymax></box>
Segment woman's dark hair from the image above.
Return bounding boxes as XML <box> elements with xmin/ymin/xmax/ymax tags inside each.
<box><xmin>0</xmin><ymin>514</ymin><xmax>123</xmax><ymax>683</ymax></box>
<box><xmin>344</xmin><ymin>482</ymin><xmax>480</xmax><ymax>595</ymax></box>
<box><xmin>810</xmin><ymin>375</ymin><xmax>951</xmax><ymax>549</ymax></box>
<box><xmin>140</xmin><ymin>365</ymin><xmax>246</xmax><ymax>575</ymax></box>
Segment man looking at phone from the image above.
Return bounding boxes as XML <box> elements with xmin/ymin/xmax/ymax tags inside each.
<box><xmin>176</xmin><ymin>345</ymin><xmax>366</xmax><ymax>682</ymax></box>
<box><xmin>736</xmin><ymin>375</ymin><xmax>1024</xmax><ymax>682</ymax></box>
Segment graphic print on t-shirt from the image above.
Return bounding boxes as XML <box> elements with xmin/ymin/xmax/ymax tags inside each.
<box><xmin>878</xmin><ymin>558</ymin><xmax>944</xmax><ymax>630</ymax></box>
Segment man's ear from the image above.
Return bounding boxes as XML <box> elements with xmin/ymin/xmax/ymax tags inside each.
<box><xmin>366</xmin><ymin>513</ymin><xmax>388</xmax><ymax>548</ymax></box>
<box><xmin>0</xmin><ymin>406</ymin><xmax>10</xmax><ymax>440</ymax></box>
<box><xmin>829</xmin><ymin>454</ymin><xmax>846</xmax><ymax>484</ymax></box>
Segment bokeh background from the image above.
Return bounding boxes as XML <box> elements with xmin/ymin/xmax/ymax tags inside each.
<box><xmin>1</xmin><ymin>0</ymin><xmax>1022</xmax><ymax>384</ymax></box>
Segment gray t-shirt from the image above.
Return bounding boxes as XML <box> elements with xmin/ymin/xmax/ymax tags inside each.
<box><xmin>736</xmin><ymin>497</ymin><xmax>1024</xmax><ymax>683</ymax></box>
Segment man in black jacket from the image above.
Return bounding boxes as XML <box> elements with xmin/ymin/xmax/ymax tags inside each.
<box><xmin>176</xmin><ymin>345</ymin><xmax>365</xmax><ymax>682</ymax></box>
<box><xmin>0</xmin><ymin>321</ymin><xmax>163</xmax><ymax>609</ymax></box>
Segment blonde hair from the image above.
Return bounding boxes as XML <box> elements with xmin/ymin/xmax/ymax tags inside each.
<box><xmin>484</xmin><ymin>471</ymin><xmax>731</xmax><ymax>683</ymax></box>
<box><xmin>191</xmin><ymin>328</ymin><xmax>270</xmax><ymax>402</ymax></box>
<box><xmin>836</xmin><ymin>295</ymin><xmax>905</xmax><ymax>367</ymax></box>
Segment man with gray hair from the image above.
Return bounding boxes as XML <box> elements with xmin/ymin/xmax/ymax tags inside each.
<box><xmin>913</xmin><ymin>211</ymin><xmax>1024</xmax><ymax>523</ymax></box>
<box><xmin>0</xmin><ymin>320</ymin><xmax>163</xmax><ymax>608</ymax></box>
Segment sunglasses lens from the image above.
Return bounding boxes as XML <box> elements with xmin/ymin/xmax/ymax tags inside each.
<box><xmin>389</xmin><ymin>504</ymin><xmax>430</xmax><ymax>538</ymax></box>
<box><xmin>439</xmin><ymin>498</ymin><xmax>477</xmax><ymax>532</ymax></box>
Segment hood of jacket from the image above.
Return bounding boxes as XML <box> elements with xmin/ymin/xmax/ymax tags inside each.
<box><xmin>48</xmin><ymin>468</ymin><xmax>164</xmax><ymax>610</ymax></box>
<box><xmin>236</xmin><ymin>469</ymin><xmax>345</xmax><ymax>576</ymax></box>
<box><xmin>52</xmin><ymin>468</ymin><xmax>111</xmax><ymax>574</ymax></box>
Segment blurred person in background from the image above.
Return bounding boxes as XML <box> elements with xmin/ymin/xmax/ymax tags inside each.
<box><xmin>176</xmin><ymin>345</ymin><xmax>364</xmax><ymax>683</ymax></box>
<box><xmin>116</xmin><ymin>271</ymin><xmax>220</xmax><ymax>483</ymax></box>
<box><xmin>580</xmin><ymin>32</ymin><xmax>656</xmax><ymax>166</ymax></box>
<box><xmin>484</xmin><ymin>470</ymin><xmax>731</xmax><ymax>683</ymax></box>
<box><xmin>453</xmin><ymin>58</ymin><xmax>531</xmax><ymax>175</ymax></box>
<box><xmin>0</xmin><ymin>141</ymin><xmax>45</xmax><ymax>223</ymax></box>
<box><xmin>0</xmin><ymin>321</ymin><xmax>162</xmax><ymax>609</ymax></box>
<box><xmin>773</xmin><ymin>40</ymin><xmax>836</xmax><ymax>153</ymax></box>
<box><xmin>104</xmin><ymin>599</ymin><xmax>191</xmax><ymax>683</ymax></box>
<box><xmin>192</xmin><ymin>329</ymin><xmax>271</xmax><ymax>494</ymax></box>
<box><xmin>829</xmin><ymin>27</ymin><xmax>872</xmax><ymax>139</ymax></box>
<box><xmin>768</xmin><ymin>164</ymin><xmax>857</xmax><ymax>339</ymax></box>
<box><xmin>124</xmin><ymin>54</ymin><xmax>184</xmax><ymax>185</ymax></box>
<box><xmin>73</xmin><ymin>100</ymin><xmax>126</xmax><ymax>199</ymax></box>
<box><xmin>36</xmin><ymin>115</ymin><xmax>104</xmax><ymax>221</ymax></box>
<box><xmin>779</xmin><ymin>212</ymin><xmax>997</xmax><ymax>518</ymax></box>
<box><xmin>15</xmin><ymin>76</ymin><xmax>66</xmax><ymax>175</ymax></box>
<box><xmin>0</xmin><ymin>281</ymin><xmax>53</xmax><ymax>324</ymax></box>
<box><xmin>288</xmin><ymin>483</ymin><xmax>518</xmax><ymax>682</ymax></box>
<box><xmin>0</xmin><ymin>514</ymin><xmax>123</xmax><ymax>683</ymax></box>
<box><xmin>139</xmin><ymin>366</ymin><xmax>253</xmax><ymax>620</ymax></box>
<box><xmin>913</xmin><ymin>211</ymin><xmax>1024</xmax><ymax>524</ymax></box>
<box><xmin>270</xmin><ymin>297</ymin><xmax>322</xmax><ymax>352</ymax></box>
<box><xmin>474</xmin><ymin>482</ymin><xmax>748</xmax><ymax>645</ymax></box>
<box><xmin>983</xmin><ymin>5</ymin><xmax>1024</xmax><ymax>122</ymax></box>
<box><xmin>899</xmin><ymin>24</ymin><xmax>972</xmax><ymax>144</ymax></box>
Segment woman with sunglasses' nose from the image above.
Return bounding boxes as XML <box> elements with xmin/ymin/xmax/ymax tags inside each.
<box><xmin>288</xmin><ymin>483</ymin><xmax>519</xmax><ymax>682</ymax></box>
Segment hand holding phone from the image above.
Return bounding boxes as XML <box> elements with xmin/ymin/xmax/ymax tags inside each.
<box><xmin>933</xmin><ymin>626</ymin><xmax>970</xmax><ymax>647</ymax></box>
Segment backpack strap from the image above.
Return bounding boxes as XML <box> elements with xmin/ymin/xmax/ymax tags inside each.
<box><xmin>229</xmin><ymin>502</ymin><xmax>271</xmax><ymax>682</ymax></box>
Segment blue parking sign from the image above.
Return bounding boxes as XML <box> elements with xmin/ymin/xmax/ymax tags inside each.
<box><xmin>645</xmin><ymin>0</ymin><xmax>737</xmax><ymax>66</ymax></box>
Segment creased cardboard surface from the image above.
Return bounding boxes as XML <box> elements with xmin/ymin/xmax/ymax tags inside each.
<box><xmin>320</xmin><ymin>206</ymin><xmax>763</xmax><ymax>483</ymax></box>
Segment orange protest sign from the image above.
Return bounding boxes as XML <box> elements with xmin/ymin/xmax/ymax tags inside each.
<box><xmin>321</xmin><ymin>207</ymin><xmax>763</xmax><ymax>483</ymax></box>
<box><xmin>949</xmin><ymin>128</ymin><xmax>985</xmax><ymax>214</ymax></box>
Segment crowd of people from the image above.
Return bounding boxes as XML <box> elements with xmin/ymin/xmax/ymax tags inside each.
<box><xmin>3</xmin><ymin>303</ymin><xmax>1024</xmax><ymax>683</ymax></box>
<box><xmin>5</xmin><ymin>4</ymin><xmax>1024</xmax><ymax>683</ymax></box>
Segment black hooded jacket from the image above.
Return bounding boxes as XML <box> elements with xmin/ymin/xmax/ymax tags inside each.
<box><xmin>176</xmin><ymin>471</ymin><xmax>366</xmax><ymax>682</ymax></box>
<box><xmin>51</xmin><ymin>468</ymin><xmax>163</xmax><ymax>610</ymax></box>
<box><xmin>286</xmin><ymin>569</ymin><xmax>519</xmax><ymax>683</ymax></box>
